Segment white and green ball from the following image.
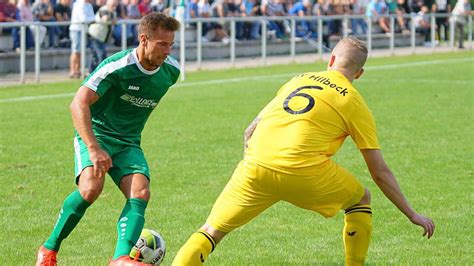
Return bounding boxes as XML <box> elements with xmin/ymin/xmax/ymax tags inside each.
<box><xmin>129</xmin><ymin>228</ymin><xmax>166</xmax><ymax>265</ymax></box>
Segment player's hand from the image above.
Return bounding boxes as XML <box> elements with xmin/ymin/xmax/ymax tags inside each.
<box><xmin>244</xmin><ymin>131</ymin><xmax>252</xmax><ymax>149</ymax></box>
<box><xmin>244</xmin><ymin>125</ymin><xmax>255</xmax><ymax>149</ymax></box>
<box><xmin>409</xmin><ymin>213</ymin><xmax>435</xmax><ymax>239</ymax></box>
<box><xmin>244</xmin><ymin>117</ymin><xmax>261</xmax><ymax>149</ymax></box>
<box><xmin>89</xmin><ymin>147</ymin><xmax>112</xmax><ymax>179</ymax></box>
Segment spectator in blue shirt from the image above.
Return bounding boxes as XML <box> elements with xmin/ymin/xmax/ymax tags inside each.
<box><xmin>288</xmin><ymin>0</ymin><xmax>311</xmax><ymax>37</ymax></box>
<box><xmin>187</xmin><ymin>0</ymin><xmax>199</xmax><ymax>20</ymax></box>
<box><xmin>366</xmin><ymin>0</ymin><xmax>391</xmax><ymax>34</ymax></box>
<box><xmin>240</xmin><ymin>0</ymin><xmax>261</xmax><ymax>39</ymax></box>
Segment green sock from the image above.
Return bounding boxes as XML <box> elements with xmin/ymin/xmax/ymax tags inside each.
<box><xmin>44</xmin><ymin>190</ymin><xmax>91</xmax><ymax>251</ymax></box>
<box><xmin>112</xmin><ymin>198</ymin><xmax>148</xmax><ymax>259</ymax></box>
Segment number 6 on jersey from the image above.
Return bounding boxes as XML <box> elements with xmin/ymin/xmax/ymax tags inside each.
<box><xmin>283</xmin><ymin>86</ymin><xmax>323</xmax><ymax>115</ymax></box>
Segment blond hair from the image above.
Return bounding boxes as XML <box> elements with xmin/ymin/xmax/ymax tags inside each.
<box><xmin>332</xmin><ymin>37</ymin><xmax>368</xmax><ymax>73</ymax></box>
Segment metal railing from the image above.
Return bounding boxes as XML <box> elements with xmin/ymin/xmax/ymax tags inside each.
<box><xmin>0</xmin><ymin>13</ymin><xmax>472</xmax><ymax>83</ymax></box>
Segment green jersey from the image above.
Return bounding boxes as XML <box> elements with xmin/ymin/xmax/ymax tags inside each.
<box><xmin>82</xmin><ymin>48</ymin><xmax>180</xmax><ymax>143</ymax></box>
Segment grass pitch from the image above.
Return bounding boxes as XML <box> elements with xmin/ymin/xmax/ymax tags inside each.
<box><xmin>0</xmin><ymin>51</ymin><xmax>473</xmax><ymax>265</ymax></box>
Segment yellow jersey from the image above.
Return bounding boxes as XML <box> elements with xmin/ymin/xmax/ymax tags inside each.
<box><xmin>245</xmin><ymin>70</ymin><xmax>380</xmax><ymax>175</ymax></box>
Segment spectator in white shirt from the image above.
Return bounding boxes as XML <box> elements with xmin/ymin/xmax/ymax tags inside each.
<box><xmin>69</xmin><ymin>0</ymin><xmax>95</xmax><ymax>78</ymax></box>
<box><xmin>413</xmin><ymin>5</ymin><xmax>431</xmax><ymax>45</ymax></box>
<box><xmin>451</xmin><ymin>0</ymin><xmax>473</xmax><ymax>48</ymax></box>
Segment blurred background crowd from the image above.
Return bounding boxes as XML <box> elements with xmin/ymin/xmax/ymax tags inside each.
<box><xmin>0</xmin><ymin>0</ymin><xmax>472</xmax><ymax>53</ymax></box>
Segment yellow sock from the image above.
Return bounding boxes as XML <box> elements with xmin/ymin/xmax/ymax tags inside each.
<box><xmin>172</xmin><ymin>230</ymin><xmax>216</xmax><ymax>266</ymax></box>
<box><xmin>343</xmin><ymin>204</ymin><xmax>372</xmax><ymax>266</ymax></box>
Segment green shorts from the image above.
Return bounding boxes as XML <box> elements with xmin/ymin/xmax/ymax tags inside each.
<box><xmin>73</xmin><ymin>133</ymin><xmax>150</xmax><ymax>187</ymax></box>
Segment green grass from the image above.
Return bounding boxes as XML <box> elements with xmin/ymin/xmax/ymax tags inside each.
<box><xmin>0</xmin><ymin>51</ymin><xmax>473</xmax><ymax>265</ymax></box>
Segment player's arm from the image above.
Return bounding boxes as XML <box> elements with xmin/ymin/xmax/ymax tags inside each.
<box><xmin>244</xmin><ymin>116</ymin><xmax>261</xmax><ymax>149</ymax></box>
<box><xmin>70</xmin><ymin>86</ymin><xmax>112</xmax><ymax>178</ymax></box>
<box><xmin>244</xmin><ymin>85</ymin><xmax>285</xmax><ymax>149</ymax></box>
<box><xmin>360</xmin><ymin>149</ymin><xmax>435</xmax><ymax>238</ymax></box>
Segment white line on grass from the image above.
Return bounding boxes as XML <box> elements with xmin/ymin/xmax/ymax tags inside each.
<box><xmin>359</xmin><ymin>78</ymin><xmax>473</xmax><ymax>85</ymax></box>
<box><xmin>364</xmin><ymin>57</ymin><xmax>474</xmax><ymax>70</ymax></box>
<box><xmin>1</xmin><ymin>57</ymin><xmax>472</xmax><ymax>103</ymax></box>
<box><xmin>0</xmin><ymin>92</ymin><xmax>76</xmax><ymax>103</ymax></box>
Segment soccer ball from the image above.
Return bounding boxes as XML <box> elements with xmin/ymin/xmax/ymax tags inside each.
<box><xmin>129</xmin><ymin>228</ymin><xmax>166</xmax><ymax>265</ymax></box>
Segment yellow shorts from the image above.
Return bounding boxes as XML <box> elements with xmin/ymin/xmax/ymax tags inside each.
<box><xmin>206</xmin><ymin>160</ymin><xmax>365</xmax><ymax>233</ymax></box>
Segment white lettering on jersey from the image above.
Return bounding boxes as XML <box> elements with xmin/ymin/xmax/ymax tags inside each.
<box><xmin>120</xmin><ymin>94</ymin><xmax>158</xmax><ymax>108</ymax></box>
<box><xmin>128</xmin><ymin>85</ymin><xmax>140</xmax><ymax>91</ymax></box>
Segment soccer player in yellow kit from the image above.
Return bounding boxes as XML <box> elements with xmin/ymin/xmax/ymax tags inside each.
<box><xmin>173</xmin><ymin>37</ymin><xmax>435</xmax><ymax>265</ymax></box>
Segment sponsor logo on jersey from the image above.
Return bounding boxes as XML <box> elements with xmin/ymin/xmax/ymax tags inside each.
<box><xmin>121</xmin><ymin>94</ymin><xmax>158</xmax><ymax>108</ymax></box>
<box><xmin>128</xmin><ymin>85</ymin><xmax>140</xmax><ymax>91</ymax></box>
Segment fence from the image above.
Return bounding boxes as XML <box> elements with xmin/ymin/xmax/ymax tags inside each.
<box><xmin>0</xmin><ymin>13</ymin><xmax>472</xmax><ymax>84</ymax></box>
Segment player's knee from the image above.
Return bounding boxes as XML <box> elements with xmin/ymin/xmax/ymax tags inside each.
<box><xmin>131</xmin><ymin>187</ymin><xmax>150</xmax><ymax>201</ymax></box>
<box><xmin>79</xmin><ymin>186</ymin><xmax>103</xmax><ymax>203</ymax></box>
<box><xmin>358</xmin><ymin>188</ymin><xmax>371</xmax><ymax>205</ymax></box>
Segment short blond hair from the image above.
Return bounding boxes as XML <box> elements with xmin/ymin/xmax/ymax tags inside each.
<box><xmin>332</xmin><ymin>37</ymin><xmax>368</xmax><ymax>73</ymax></box>
<box><xmin>341</xmin><ymin>37</ymin><xmax>368</xmax><ymax>54</ymax></box>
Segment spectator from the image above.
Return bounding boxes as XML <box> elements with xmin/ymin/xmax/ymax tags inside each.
<box><xmin>327</xmin><ymin>1</ymin><xmax>344</xmax><ymax>36</ymax></box>
<box><xmin>341</xmin><ymin>0</ymin><xmax>352</xmax><ymax>33</ymax></box>
<box><xmin>224</xmin><ymin>0</ymin><xmax>244</xmax><ymax>40</ymax></box>
<box><xmin>69</xmin><ymin>0</ymin><xmax>95</xmax><ymax>78</ymax></box>
<box><xmin>92</xmin><ymin>0</ymin><xmax>105</xmax><ymax>13</ymax></box>
<box><xmin>16</xmin><ymin>0</ymin><xmax>47</xmax><ymax>51</ymax></box>
<box><xmin>88</xmin><ymin>0</ymin><xmax>117</xmax><ymax>72</ymax></box>
<box><xmin>187</xmin><ymin>0</ymin><xmax>199</xmax><ymax>19</ymax></box>
<box><xmin>366</xmin><ymin>0</ymin><xmax>391</xmax><ymax>35</ymax></box>
<box><xmin>138</xmin><ymin>0</ymin><xmax>152</xmax><ymax>16</ymax></box>
<box><xmin>413</xmin><ymin>5</ymin><xmax>432</xmax><ymax>45</ymax></box>
<box><xmin>451</xmin><ymin>0</ymin><xmax>473</xmax><ymax>49</ymax></box>
<box><xmin>240</xmin><ymin>0</ymin><xmax>262</xmax><ymax>40</ymax></box>
<box><xmin>197</xmin><ymin>0</ymin><xmax>213</xmax><ymax>37</ymax></box>
<box><xmin>431</xmin><ymin>0</ymin><xmax>450</xmax><ymax>42</ymax></box>
<box><xmin>127</xmin><ymin>0</ymin><xmax>140</xmax><ymax>18</ymax></box>
<box><xmin>127</xmin><ymin>0</ymin><xmax>140</xmax><ymax>44</ymax></box>
<box><xmin>169</xmin><ymin>0</ymin><xmax>182</xmax><ymax>17</ymax></box>
<box><xmin>312</xmin><ymin>0</ymin><xmax>330</xmax><ymax>47</ymax></box>
<box><xmin>116</xmin><ymin>0</ymin><xmax>127</xmax><ymax>18</ymax></box>
<box><xmin>0</xmin><ymin>0</ymin><xmax>17</xmax><ymax>24</ymax></box>
<box><xmin>151</xmin><ymin>0</ymin><xmax>166</xmax><ymax>12</ymax></box>
<box><xmin>387</xmin><ymin>0</ymin><xmax>410</xmax><ymax>35</ymax></box>
<box><xmin>397</xmin><ymin>0</ymin><xmax>411</xmax><ymax>13</ymax></box>
<box><xmin>396</xmin><ymin>0</ymin><xmax>411</xmax><ymax>33</ymax></box>
<box><xmin>351</xmin><ymin>0</ymin><xmax>369</xmax><ymax>35</ymax></box>
<box><xmin>387</xmin><ymin>0</ymin><xmax>397</xmax><ymax>14</ymax></box>
<box><xmin>288</xmin><ymin>0</ymin><xmax>312</xmax><ymax>38</ymax></box>
<box><xmin>112</xmin><ymin>0</ymin><xmax>131</xmax><ymax>46</ymax></box>
<box><xmin>261</xmin><ymin>0</ymin><xmax>286</xmax><ymax>39</ymax></box>
<box><xmin>282</xmin><ymin>0</ymin><xmax>291</xmax><ymax>13</ymax></box>
<box><xmin>33</xmin><ymin>0</ymin><xmax>59</xmax><ymax>47</ymax></box>
<box><xmin>411</xmin><ymin>0</ymin><xmax>423</xmax><ymax>13</ymax></box>
<box><xmin>0</xmin><ymin>0</ymin><xmax>17</xmax><ymax>37</ymax></box>
<box><xmin>0</xmin><ymin>0</ymin><xmax>17</xmax><ymax>52</ymax></box>
<box><xmin>227</xmin><ymin>0</ymin><xmax>243</xmax><ymax>19</ymax></box>
<box><xmin>207</xmin><ymin>0</ymin><xmax>230</xmax><ymax>43</ymax></box>
<box><xmin>187</xmin><ymin>0</ymin><xmax>199</xmax><ymax>30</ymax></box>
<box><xmin>312</xmin><ymin>0</ymin><xmax>329</xmax><ymax>17</ymax></box>
<box><xmin>54</xmin><ymin>0</ymin><xmax>72</xmax><ymax>45</ymax></box>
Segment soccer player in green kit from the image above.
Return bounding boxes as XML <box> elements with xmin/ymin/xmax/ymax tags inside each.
<box><xmin>36</xmin><ymin>13</ymin><xmax>180</xmax><ymax>266</ymax></box>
